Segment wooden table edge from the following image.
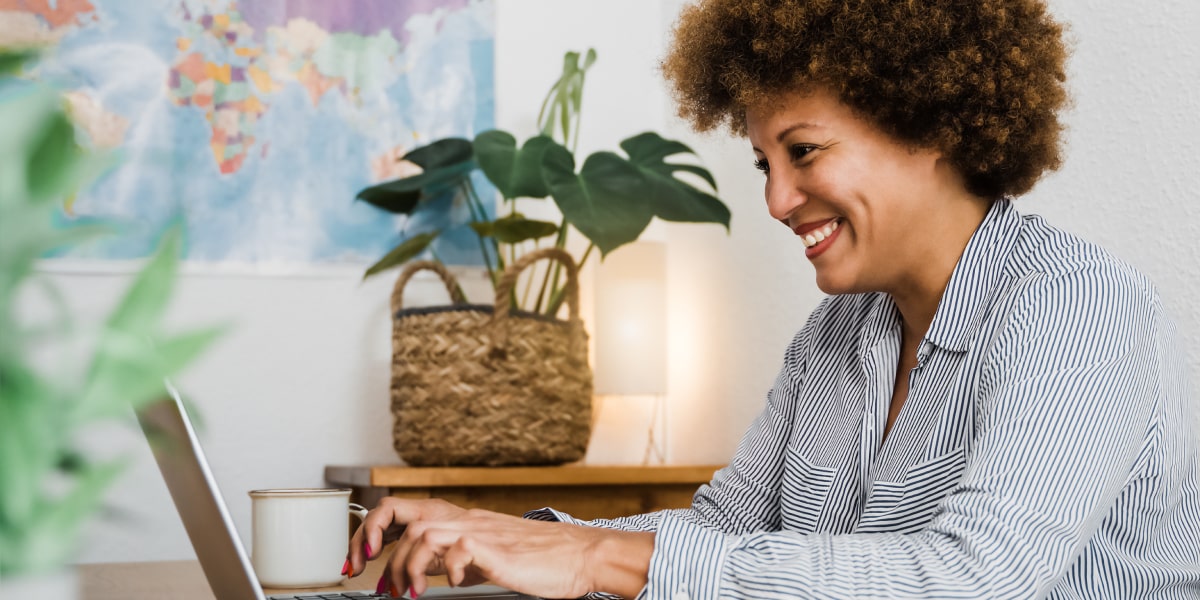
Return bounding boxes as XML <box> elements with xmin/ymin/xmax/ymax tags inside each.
<box><xmin>325</xmin><ymin>464</ymin><xmax>724</xmax><ymax>488</ymax></box>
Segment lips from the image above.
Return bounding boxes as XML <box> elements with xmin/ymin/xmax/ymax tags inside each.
<box><xmin>793</xmin><ymin>218</ymin><xmax>840</xmax><ymax>248</ymax></box>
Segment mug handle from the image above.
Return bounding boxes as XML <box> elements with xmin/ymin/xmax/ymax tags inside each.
<box><xmin>350</xmin><ymin>503</ymin><xmax>368</xmax><ymax>521</ymax></box>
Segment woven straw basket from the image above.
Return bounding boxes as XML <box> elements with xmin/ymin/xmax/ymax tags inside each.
<box><xmin>389</xmin><ymin>248</ymin><xmax>593</xmax><ymax>466</ymax></box>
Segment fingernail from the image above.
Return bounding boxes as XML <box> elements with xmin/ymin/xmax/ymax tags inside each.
<box><xmin>375</xmin><ymin>575</ymin><xmax>387</xmax><ymax>595</ymax></box>
<box><xmin>388</xmin><ymin>582</ymin><xmax>400</xmax><ymax>598</ymax></box>
<box><xmin>363</xmin><ymin>540</ymin><xmax>373</xmax><ymax>559</ymax></box>
<box><xmin>341</xmin><ymin>559</ymin><xmax>350</xmax><ymax>575</ymax></box>
<box><xmin>409</xmin><ymin>585</ymin><xmax>417</xmax><ymax>598</ymax></box>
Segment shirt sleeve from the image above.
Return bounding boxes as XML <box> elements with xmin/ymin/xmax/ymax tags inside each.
<box><xmin>528</xmin><ymin>305</ymin><xmax>823</xmax><ymax>535</ymax></box>
<box><xmin>639</xmin><ymin>268</ymin><xmax>1165</xmax><ymax>599</ymax></box>
<box><xmin>524</xmin><ymin>308</ymin><xmax>822</xmax><ymax>598</ymax></box>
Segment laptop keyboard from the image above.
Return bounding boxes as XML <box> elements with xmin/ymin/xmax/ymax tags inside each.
<box><xmin>269</xmin><ymin>592</ymin><xmax>391</xmax><ymax>600</ymax></box>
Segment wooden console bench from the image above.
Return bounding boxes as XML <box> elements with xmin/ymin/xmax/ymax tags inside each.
<box><xmin>324</xmin><ymin>464</ymin><xmax>723</xmax><ymax>521</ymax></box>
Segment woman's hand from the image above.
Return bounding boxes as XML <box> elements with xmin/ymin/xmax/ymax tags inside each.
<box><xmin>347</xmin><ymin>497</ymin><xmax>654</xmax><ymax>599</ymax></box>
<box><xmin>345</xmin><ymin>497</ymin><xmax>466</xmax><ymax>581</ymax></box>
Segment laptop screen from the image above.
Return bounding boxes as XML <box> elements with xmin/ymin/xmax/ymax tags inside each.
<box><xmin>136</xmin><ymin>385</ymin><xmax>266</xmax><ymax>600</ymax></box>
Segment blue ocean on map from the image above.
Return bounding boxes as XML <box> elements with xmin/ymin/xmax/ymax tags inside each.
<box><xmin>18</xmin><ymin>0</ymin><xmax>495</xmax><ymax>269</ymax></box>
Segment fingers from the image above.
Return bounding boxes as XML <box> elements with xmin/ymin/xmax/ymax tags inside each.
<box><xmin>392</xmin><ymin>524</ymin><xmax>490</xmax><ymax>597</ymax></box>
<box><xmin>346</xmin><ymin>497</ymin><xmax>414</xmax><ymax>577</ymax></box>
<box><xmin>400</xmin><ymin>526</ymin><xmax>445</xmax><ymax>596</ymax></box>
<box><xmin>442</xmin><ymin>536</ymin><xmax>483</xmax><ymax>588</ymax></box>
<box><xmin>348</xmin><ymin>499</ymin><xmax>483</xmax><ymax>594</ymax></box>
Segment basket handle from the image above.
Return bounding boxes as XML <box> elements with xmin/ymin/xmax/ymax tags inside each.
<box><xmin>493</xmin><ymin>247</ymin><xmax>581</xmax><ymax>323</ymax></box>
<box><xmin>391</xmin><ymin>260</ymin><xmax>467</xmax><ymax>315</ymax></box>
<box><xmin>489</xmin><ymin>248</ymin><xmax>583</xmax><ymax>356</ymax></box>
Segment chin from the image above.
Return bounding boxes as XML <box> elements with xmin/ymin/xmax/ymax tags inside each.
<box><xmin>813</xmin><ymin>269</ymin><xmax>863</xmax><ymax>297</ymax></box>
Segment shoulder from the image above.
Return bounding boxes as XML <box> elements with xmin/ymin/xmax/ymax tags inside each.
<box><xmin>993</xmin><ymin>213</ymin><xmax>1164</xmax><ymax>365</ymax></box>
<box><xmin>1008</xmin><ymin>213</ymin><xmax>1157</xmax><ymax>302</ymax></box>
<box><xmin>783</xmin><ymin>292</ymin><xmax>888</xmax><ymax>364</ymax></box>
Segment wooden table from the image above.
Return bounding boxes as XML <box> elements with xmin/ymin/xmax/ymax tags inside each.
<box><xmin>325</xmin><ymin>464</ymin><xmax>723</xmax><ymax>521</ymax></box>
<box><xmin>79</xmin><ymin>556</ymin><xmax>401</xmax><ymax>600</ymax></box>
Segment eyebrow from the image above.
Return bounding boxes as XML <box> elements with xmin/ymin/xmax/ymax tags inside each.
<box><xmin>775</xmin><ymin>122</ymin><xmax>820</xmax><ymax>143</ymax></box>
<box><xmin>751</xmin><ymin>121</ymin><xmax>822</xmax><ymax>153</ymax></box>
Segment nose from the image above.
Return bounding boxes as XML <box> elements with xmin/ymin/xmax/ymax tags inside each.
<box><xmin>764</xmin><ymin>169</ymin><xmax>806</xmax><ymax>223</ymax></box>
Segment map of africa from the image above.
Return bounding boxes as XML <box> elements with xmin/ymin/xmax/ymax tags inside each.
<box><xmin>1</xmin><ymin>0</ymin><xmax>494</xmax><ymax>267</ymax></box>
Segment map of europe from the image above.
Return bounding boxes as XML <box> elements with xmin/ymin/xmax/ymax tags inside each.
<box><xmin>1</xmin><ymin>0</ymin><xmax>494</xmax><ymax>267</ymax></box>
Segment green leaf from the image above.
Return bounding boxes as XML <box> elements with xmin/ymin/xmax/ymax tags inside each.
<box><xmin>363</xmin><ymin>231</ymin><xmax>439</xmax><ymax>279</ymax></box>
<box><xmin>468</xmin><ymin>221</ymin><xmax>493</xmax><ymax>238</ymax></box>
<box><xmin>0</xmin><ymin>49</ymin><xmax>36</xmax><ymax>76</ymax></box>
<box><xmin>77</xmin><ymin>325</ymin><xmax>227</xmax><ymax>423</ymax></box>
<box><xmin>355</xmin><ymin>139</ymin><xmax>476</xmax><ymax>214</ymax></box>
<box><xmin>620</xmin><ymin>133</ymin><xmax>711</xmax><ymax>186</ymax></box>
<box><xmin>403</xmin><ymin>138</ymin><xmax>473</xmax><ymax>169</ymax></box>
<box><xmin>562</xmin><ymin>51</ymin><xmax>580</xmax><ymax>74</ymax></box>
<box><xmin>79</xmin><ymin>226</ymin><xmax>225</xmax><ymax>421</ymax></box>
<box><xmin>619</xmin><ymin>132</ymin><xmax>731</xmax><ymax>229</ymax></box>
<box><xmin>21</xmin><ymin>459</ymin><xmax>125</xmax><ymax>572</ymax></box>
<box><xmin>0</xmin><ymin>209</ymin><xmax>111</xmax><ymax>303</ymax></box>
<box><xmin>472</xmin><ymin>213</ymin><xmax>558</xmax><ymax>244</ymax></box>
<box><xmin>103</xmin><ymin>225</ymin><xmax>181</xmax><ymax>339</ymax></box>
<box><xmin>542</xmin><ymin>144</ymin><xmax>653</xmax><ymax>257</ymax></box>
<box><xmin>537</xmin><ymin>50</ymin><xmax>597</xmax><ymax>145</ymax></box>
<box><xmin>474</xmin><ymin>131</ymin><xmax>553</xmax><ymax>199</ymax></box>
<box><xmin>27</xmin><ymin>109</ymin><xmax>86</xmax><ymax>205</ymax></box>
<box><xmin>0</xmin><ymin>84</ymin><xmax>89</xmax><ymax>208</ymax></box>
<box><xmin>0</xmin><ymin>371</ymin><xmax>60</xmax><ymax>531</ymax></box>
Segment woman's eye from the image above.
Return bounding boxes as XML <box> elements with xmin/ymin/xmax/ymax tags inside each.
<box><xmin>753</xmin><ymin>158</ymin><xmax>770</xmax><ymax>173</ymax></box>
<box><xmin>789</xmin><ymin>144</ymin><xmax>818</xmax><ymax>161</ymax></box>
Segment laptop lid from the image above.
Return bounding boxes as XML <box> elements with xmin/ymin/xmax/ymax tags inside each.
<box><xmin>136</xmin><ymin>383</ymin><xmax>532</xmax><ymax>600</ymax></box>
<box><xmin>136</xmin><ymin>381</ymin><xmax>266</xmax><ymax>600</ymax></box>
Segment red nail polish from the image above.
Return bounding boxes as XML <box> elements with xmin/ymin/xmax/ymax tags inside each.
<box><xmin>388</xmin><ymin>582</ymin><xmax>400</xmax><ymax>598</ymax></box>
<box><xmin>341</xmin><ymin>559</ymin><xmax>350</xmax><ymax>575</ymax></box>
<box><xmin>375</xmin><ymin>575</ymin><xmax>387</xmax><ymax>595</ymax></box>
<box><xmin>408</xmin><ymin>585</ymin><xmax>417</xmax><ymax>598</ymax></box>
<box><xmin>364</xmin><ymin>540</ymin><xmax>373</xmax><ymax>559</ymax></box>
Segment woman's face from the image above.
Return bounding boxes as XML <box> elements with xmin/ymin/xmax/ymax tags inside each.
<box><xmin>746</xmin><ymin>87</ymin><xmax>983</xmax><ymax>299</ymax></box>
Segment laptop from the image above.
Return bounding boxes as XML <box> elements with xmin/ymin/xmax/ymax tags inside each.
<box><xmin>136</xmin><ymin>382</ymin><xmax>534</xmax><ymax>599</ymax></box>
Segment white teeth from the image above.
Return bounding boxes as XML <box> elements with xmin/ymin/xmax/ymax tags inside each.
<box><xmin>801</xmin><ymin>219</ymin><xmax>840</xmax><ymax>248</ymax></box>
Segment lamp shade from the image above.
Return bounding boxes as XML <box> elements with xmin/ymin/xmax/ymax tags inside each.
<box><xmin>594</xmin><ymin>242</ymin><xmax>666</xmax><ymax>396</ymax></box>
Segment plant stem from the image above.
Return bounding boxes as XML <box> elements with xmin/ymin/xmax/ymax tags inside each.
<box><xmin>578</xmin><ymin>242</ymin><xmax>595</xmax><ymax>267</ymax></box>
<box><xmin>546</xmin><ymin>242</ymin><xmax>594</xmax><ymax>317</ymax></box>
<box><xmin>535</xmin><ymin>216</ymin><xmax>571</xmax><ymax>313</ymax></box>
<box><xmin>461</xmin><ymin>180</ymin><xmax>501</xmax><ymax>285</ymax></box>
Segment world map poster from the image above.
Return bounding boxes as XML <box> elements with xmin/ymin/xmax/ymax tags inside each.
<box><xmin>2</xmin><ymin>0</ymin><xmax>495</xmax><ymax>269</ymax></box>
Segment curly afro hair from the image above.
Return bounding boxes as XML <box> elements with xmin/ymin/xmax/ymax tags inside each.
<box><xmin>662</xmin><ymin>0</ymin><xmax>1071</xmax><ymax>199</ymax></box>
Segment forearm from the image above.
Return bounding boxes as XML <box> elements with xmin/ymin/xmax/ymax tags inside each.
<box><xmin>587</xmin><ymin>529</ymin><xmax>655</xmax><ymax>598</ymax></box>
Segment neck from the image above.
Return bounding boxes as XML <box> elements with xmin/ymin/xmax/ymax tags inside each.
<box><xmin>890</xmin><ymin>194</ymin><xmax>991</xmax><ymax>342</ymax></box>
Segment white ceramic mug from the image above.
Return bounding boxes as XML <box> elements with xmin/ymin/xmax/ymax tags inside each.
<box><xmin>248</xmin><ymin>488</ymin><xmax>368</xmax><ymax>588</ymax></box>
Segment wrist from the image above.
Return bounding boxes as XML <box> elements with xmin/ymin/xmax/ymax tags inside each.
<box><xmin>586</xmin><ymin>528</ymin><xmax>655</xmax><ymax>598</ymax></box>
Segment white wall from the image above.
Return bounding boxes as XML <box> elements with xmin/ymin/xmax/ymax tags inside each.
<box><xmin>61</xmin><ymin>0</ymin><xmax>1200</xmax><ymax>564</ymax></box>
<box><xmin>657</xmin><ymin>0</ymin><xmax>1200</xmax><ymax>465</ymax></box>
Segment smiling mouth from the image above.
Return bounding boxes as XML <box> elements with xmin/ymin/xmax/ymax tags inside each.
<box><xmin>798</xmin><ymin>219</ymin><xmax>840</xmax><ymax>248</ymax></box>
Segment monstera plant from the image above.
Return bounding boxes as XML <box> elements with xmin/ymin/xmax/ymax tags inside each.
<box><xmin>0</xmin><ymin>48</ymin><xmax>222</xmax><ymax>585</ymax></box>
<box><xmin>356</xmin><ymin>49</ymin><xmax>730</xmax><ymax>315</ymax></box>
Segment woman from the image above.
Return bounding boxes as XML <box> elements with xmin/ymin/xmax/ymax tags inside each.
<box><xmin>346</xmin><ymin>0</ymin><xmax>1200</xmax><ymax>597</ymax></box>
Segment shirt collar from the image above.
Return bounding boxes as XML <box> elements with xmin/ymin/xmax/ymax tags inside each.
<box><xmin>923</xmin><ymin>198</ymin><xmax>1023</xmax><ymax>352</ymax></box>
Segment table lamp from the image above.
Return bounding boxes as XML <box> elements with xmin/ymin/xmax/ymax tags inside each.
<box><xmin>594</xmin><ymin>241</ymin><xmax>667</xmax><ymax>464</ymax></box>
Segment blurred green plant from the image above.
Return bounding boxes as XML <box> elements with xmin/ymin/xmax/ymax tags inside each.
<box><xmin>355</xmin><ymin>49</ymin><xmax>731</xmax><ymax>315</ymax></box>
<box><xmin>0</xmin><ymin>49</ymin><xmax>223</xmax><ymax>577</ymax></box>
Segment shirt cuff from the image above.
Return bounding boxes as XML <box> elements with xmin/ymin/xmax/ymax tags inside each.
<box><xmin>640</xmin><ymin>512</ymin><xmax>728</xmax><ymax>600</ymax></box>
<box><xmin>523</xmin><ymin>506</ymin><xmax>586</xmax><ymax>524</ymax></box>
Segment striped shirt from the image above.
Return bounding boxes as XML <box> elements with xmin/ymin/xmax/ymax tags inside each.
<box><xmin>530</xmin><ymin>199</ymin><xmax>1200</xmax><ymax>599</ymax></box>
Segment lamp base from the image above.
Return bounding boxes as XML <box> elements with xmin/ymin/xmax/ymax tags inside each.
<box><xmin>642</xmin><ymin>393</ymin><xmax>667</xmax><ymax>465</ymax></box>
